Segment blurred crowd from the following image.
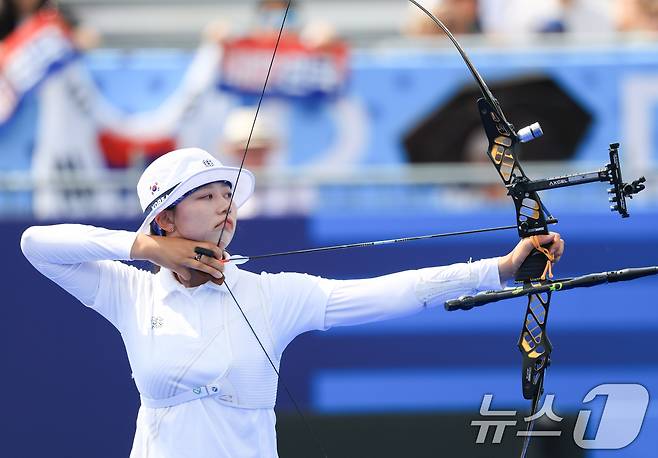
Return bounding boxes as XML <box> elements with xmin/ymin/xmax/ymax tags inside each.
<box><xmin>0</xmin><ymin>0</ymin><xmax>351</xmax><ymax>218</ymax></box>
<box><xmin>0</xmin><ymin>0</ymin><xmax>98</xmax><ymax>47</ymax></box>
<box><xmin>5</xmin><ymin>0</ymin><xmax>658</xmax><ymax>50</ymax></box>
<box><xmin>406</xmin><ymin>0</ymin><xmax>658</xmax><ymax>37</ymax></box>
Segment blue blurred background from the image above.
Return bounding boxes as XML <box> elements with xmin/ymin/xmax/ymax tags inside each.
<box><xmin>1</xmin><ymin>0</ymin><xmax>657</xmax><ymax>457</ymax></box>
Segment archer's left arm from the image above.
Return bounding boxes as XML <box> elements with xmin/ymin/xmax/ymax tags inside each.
<box><xmin>323</xmin><ymin>232</ymin><xmax>565</xmax><ymax>328</ymax></box>
<box><xmin>323</xmin><ymin>257</ymin><xmax>502</xmax><ymax>328</ymax></box>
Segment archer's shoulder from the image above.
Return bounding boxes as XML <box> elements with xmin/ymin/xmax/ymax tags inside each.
<box><xmin>100</xmin><ymin>259</ymin><xmax>156</xmax><ymax>287</ymax></box>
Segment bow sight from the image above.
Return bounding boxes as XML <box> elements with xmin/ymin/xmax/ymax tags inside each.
<box><xmin>506</xmin><ymin>141</ymin><xmax>646</xmax><ymax>219</ymax></box>
<box><xmin>478</xmin><ymin>100</ymin><xmax>647</xmax><ymax>240</ymax></box>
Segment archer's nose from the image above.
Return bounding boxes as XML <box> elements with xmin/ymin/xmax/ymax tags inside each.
<box><xmin>216</xmin><ymin>199</ymin><xmax>232</xmax><ymax>216</ymax></box>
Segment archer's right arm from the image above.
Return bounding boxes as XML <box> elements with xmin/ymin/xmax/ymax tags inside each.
<box><xmin>20</xmin><ymin>224</ymin><xmax>139</xmax><ymax>327</ymax></box>
<box><xmin>21</xmin><ymin>225</ymin><xmax>226</xmax><ymax>325</ymax></box>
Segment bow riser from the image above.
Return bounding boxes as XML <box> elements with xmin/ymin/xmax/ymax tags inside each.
<box><xmin>478</xmin><ymin>98</ymin><xmax>551</xmax><ymax>238</ymax></box>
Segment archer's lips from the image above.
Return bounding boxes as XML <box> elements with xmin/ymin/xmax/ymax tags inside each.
<box><xmin>216</xmin><ymin>218</ymin><xmax>234</xmax><ymax>230</ymax></box>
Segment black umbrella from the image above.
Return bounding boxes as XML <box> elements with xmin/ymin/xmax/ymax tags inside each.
<box><xmin>403</xmin><ymin>75</ymin><xmax>592</xmax><ymax>163</ymax></box>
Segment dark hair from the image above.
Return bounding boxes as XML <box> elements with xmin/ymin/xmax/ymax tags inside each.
<box><xmin>147</xmin><ymin>218</ymin><xmax>161</xmax><ymax>273</ymax></box>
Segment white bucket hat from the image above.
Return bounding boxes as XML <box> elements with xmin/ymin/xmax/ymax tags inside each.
<box><xmin>136</xmin><ymin>148</ymin><xmax>255</xmax><ymax>234</ymax></box>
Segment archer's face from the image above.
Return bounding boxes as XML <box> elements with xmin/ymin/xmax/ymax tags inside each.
<box><xmin>170</xmin><ymin>182</ymin><xmax>238</xmax><ymax>249</ymax></box>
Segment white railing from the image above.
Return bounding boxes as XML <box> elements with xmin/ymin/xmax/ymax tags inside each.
<box><xmin>2</xmin><ymin>162</ymin><xmax>655</xmax><ymax>218</ymax></box>
<box><xmin>3</xmin><ymin>161</ymin><xmax>649</xmax><ymax>189</ymax></box>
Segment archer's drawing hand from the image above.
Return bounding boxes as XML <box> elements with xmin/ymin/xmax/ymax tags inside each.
<box><xmin>498</xmin><ymin>232</ymin><xmax>565</xmax><ymax>283</ymax></box>
<box><xmin>130</xmin><ymin>234</ymin><xmax>225</xmax><ymax>286</ymax></box>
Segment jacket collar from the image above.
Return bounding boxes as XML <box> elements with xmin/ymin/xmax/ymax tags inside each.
<box><xmin>156</xmin><ymin>256</ymin><xmax>241</xmax><ymax>297</ymax></box>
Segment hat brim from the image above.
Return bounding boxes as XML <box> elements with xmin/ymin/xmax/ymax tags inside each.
<box><xmin>138</xmin><ymin>166</ymin><xmax>255</xmax><ymax>234</ymax></box>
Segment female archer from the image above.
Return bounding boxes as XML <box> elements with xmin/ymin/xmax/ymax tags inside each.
<box><xmin>21</xmin><ymin>147</ymin><xmax>564</xmax><ymax>458</ymax></box>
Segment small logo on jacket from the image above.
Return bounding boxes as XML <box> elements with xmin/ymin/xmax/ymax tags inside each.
<box><xmin>151</xmin><ymin>316</ymin><xmax>164</xmax><ymax>329</ymax></box>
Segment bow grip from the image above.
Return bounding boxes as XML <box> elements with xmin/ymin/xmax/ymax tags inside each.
<box><xmin>515</xmin><ymin>244</ymin><xmax>551</xmax><ymax>282</ymax></box>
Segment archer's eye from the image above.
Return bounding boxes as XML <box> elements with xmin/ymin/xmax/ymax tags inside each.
<box><xmin>225</xmin><ymin>191</ymin><xmax>233</xmax><ymax>199</ymax></box>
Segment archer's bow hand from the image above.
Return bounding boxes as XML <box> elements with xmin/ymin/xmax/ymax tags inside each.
<box><xmin>497</xmin><ymin>232</ymin><xmax>565</xmax><ymax>283</ymax></box>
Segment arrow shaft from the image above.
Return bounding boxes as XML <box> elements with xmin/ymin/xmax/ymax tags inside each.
<box><xmin>230</xmin><ymin>224</ymin><xmax>520</xmax><ymax>263</ymax></box>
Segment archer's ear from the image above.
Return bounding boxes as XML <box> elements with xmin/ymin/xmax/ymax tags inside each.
<box><xmin>154</xmin><ymin>210</ymin><xmax>175</xmax><ymax>233</ymax></box>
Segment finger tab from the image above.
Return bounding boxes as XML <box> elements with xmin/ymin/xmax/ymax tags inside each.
<box><xmin>194</xmin><ymin>246</ymin><xmax>215</xmax><ymax>258</ymax></box>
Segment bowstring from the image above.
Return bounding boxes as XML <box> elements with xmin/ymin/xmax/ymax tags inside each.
<box><xmin>215</xmin><ymin>2</ymin><xmax>329</xmax><ymax>457</ymax></box>
<box><xmin>520</xmin><ymin>374</ymin><xmax>545</xmax><ymax>458</ymax></box>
